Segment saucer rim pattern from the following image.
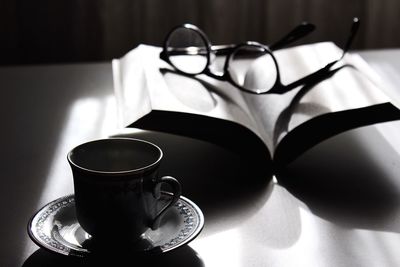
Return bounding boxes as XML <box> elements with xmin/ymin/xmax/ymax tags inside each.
<box><xmin>28</xmin><ymin>193</ymin><xmax>204</xmax><ymax>257</ymax></box>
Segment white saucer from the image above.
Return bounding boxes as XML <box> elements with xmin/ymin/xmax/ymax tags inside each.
<box><xmin>28</xmin><ymin>193</ymin><xmax>204</xmax><ymax>257</ymax></box>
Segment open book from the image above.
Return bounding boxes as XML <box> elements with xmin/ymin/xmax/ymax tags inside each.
<box><xmin>112</xmin><ymin>42</ymin><xmax>400</xmax><ymax>171</ymax></box>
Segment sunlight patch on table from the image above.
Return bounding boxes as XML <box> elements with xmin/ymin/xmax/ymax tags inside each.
<box><xmin>190</xmin><ymin>228</ymin><xmax>241</xmax><ymax>267</ymax></box>
<box><xmin>25</xmin><ymin>95</ymin><xmax>117</xmax><ymax>257</ymax></box>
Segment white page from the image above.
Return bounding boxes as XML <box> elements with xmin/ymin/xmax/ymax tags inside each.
<box><xmin>113</xmin><ymin>42</ymin><xmax>391</xmax><ymax>153</ymax></box>
<box><xmin>240</xmin><ymin>42</ymin><xmax>391</xmax><ymax>150</ymax></box>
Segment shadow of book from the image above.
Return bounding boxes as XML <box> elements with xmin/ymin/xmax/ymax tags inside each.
<box><xmin>277</xmin><ymin>120</ymin><xmax>400</xmax><ymax>232</ymax></box>
<box><xmin>274</xmin><ymin>102</ymin><xmax>400</xmax><ymax>167</ymax></box>
<box><xmin>116</xmin><ymin>119</ymin><xmax>274</xmax><ymax>235</ymax></box>
<box><xmin>130</xmin><ymin>104</ymin><xmax>400</xmax><ymax>232</ymax></box>
<box><xmin>132</xmin><ymin>102</ymin><xmax>400</xmax><ymax>172</ymax></box>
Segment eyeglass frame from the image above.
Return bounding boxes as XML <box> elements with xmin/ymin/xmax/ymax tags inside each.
<box><xmin>159</xmin><ymin>22</ymin><xmax>314</xmax><ymax>94</ymax></box>
<box><xmin>160</xmin><ymin>18</ymin><xmax>360</xmax><ymax>95</ymax></box>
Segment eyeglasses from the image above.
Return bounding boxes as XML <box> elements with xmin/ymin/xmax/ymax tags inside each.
<box><xmin>160</xmin><ymin>18</ymin><xmax>360</xmax><ymax>95</ymax></box>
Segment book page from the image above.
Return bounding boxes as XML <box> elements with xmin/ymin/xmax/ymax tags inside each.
<box><xmin>113</xmin><ymin>42</ymin><xmax>392</xmax><ymax>155</ymax></box>
<box><xmin>240</xmin><ymin>42</ymin><xmax>391</xmax><ymax>151</ymax></box>
<box><xmin>113</xmin><ymin>45</ymin><xmax>266</xmax><ymax>147</ymax></box>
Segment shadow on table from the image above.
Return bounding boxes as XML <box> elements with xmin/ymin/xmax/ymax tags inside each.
<box><xmin>23</xmin><ymin>245</ymin><xmax>204</xmax><ymax>267</ymax></box>
<box><xmin>277</xmin><ymin>124</ymin><xmax>400</xmax><ymax>231</ymax></box>
<box><xmin>114</xmin><ymin>127</ymin><xmax>274</xmax><ymax>235</ymax></box>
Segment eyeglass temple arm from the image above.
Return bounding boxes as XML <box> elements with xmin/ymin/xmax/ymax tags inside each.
<box><xmin>341</xmin><ymin>17</ymin><xmax>360</xmax><ymax>58</ymax></box>
<box><xmin>211</xmin><ymin>18</ymin><xmax>359</xmax><ymax>57</ymax></box>
<box><xmin>209</xmin><ymin>20</ymin><xmax>357</xmax><ymax>58</ymax></box>
<box><xmin>271</xmin><ymin>17</ymin><xmax>360</xmax><ymax>94</ymax></box>
<box><xmin>269</xmin><ymin>22</ymin><xmax>316</xmax><ymax>51</ymax></box>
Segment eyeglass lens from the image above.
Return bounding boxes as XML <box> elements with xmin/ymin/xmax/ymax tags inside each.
<box><xmin>228</xmin><ymin>45</ymin><xmax>278</xmax><ymax>94</ymax></box>
<box><xmin>166</xmin><ymin>27</ymin><xmax>208</xmax><ymax>74</ymax></box>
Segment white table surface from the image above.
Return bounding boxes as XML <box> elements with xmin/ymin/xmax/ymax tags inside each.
<box><xmin>1</xmin><ymin>50</ymin><xmax>400</xmax><ymax>267</ymax></box>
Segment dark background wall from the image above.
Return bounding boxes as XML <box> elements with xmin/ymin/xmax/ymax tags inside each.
<box><xmin>1</xmin><ymin>0</ymin><xmax>399</xmax><ymax>65</ymax></box>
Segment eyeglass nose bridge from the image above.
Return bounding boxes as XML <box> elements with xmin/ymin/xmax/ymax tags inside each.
<box><xmin>203</xmin><ymin>68</ymin><xmax>229</xmax><ymax>81</ymax></box>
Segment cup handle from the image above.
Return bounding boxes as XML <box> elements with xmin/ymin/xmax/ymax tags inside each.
<box><xmin>151</xmin><ymin>176</ymin><xmax>182</xmax><ymax>230</ymax></box>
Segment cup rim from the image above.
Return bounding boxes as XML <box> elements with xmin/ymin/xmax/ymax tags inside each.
<box><xmin>67</xmin><ymin>138</ymin><xmax>163</xmax><ymax>175</ymax></box>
